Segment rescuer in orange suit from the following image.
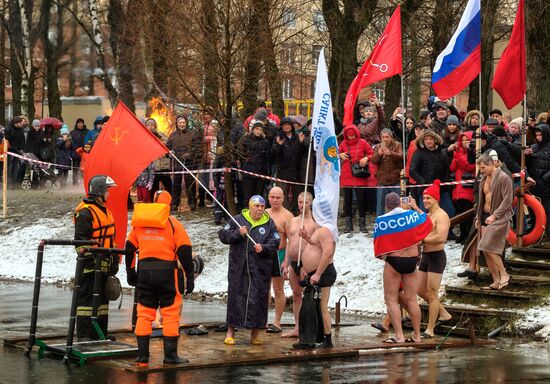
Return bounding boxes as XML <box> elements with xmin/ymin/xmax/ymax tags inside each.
<box><xmin>125</xmin><ymin>190</ymin><xmax>194</xmax><ymax>366</ymax></box>
<box><xmin>73</xmin><ymin>174</ymin><xmax>117</xmax><ymax>341</ymax></box>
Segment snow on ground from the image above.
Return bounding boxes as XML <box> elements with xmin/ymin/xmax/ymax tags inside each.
<box><xmin>0</xmin><ymin>214</ymin><xmax>547</xmax><ymax>332</ymax></box>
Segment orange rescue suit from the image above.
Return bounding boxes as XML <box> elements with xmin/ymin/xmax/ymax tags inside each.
<box><xmin>125</xmin><ymin>203</ymin><xmax>193</xmax><ymax>337</ymax></box>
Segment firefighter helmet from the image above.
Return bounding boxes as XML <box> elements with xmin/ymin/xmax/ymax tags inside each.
<box><xmin>88</xmin><ymin>175</ymin><xmax>117</xmax><ymax>197</ymax></box>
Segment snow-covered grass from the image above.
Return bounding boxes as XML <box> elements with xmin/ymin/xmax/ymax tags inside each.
<box><xmin>0</xmin><ymin>214</ymin><xmax>546</xmax><ymax>332</ymax></box>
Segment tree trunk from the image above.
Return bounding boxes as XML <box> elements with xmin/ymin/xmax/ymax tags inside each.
<box><xmin>242</xmin><ymin>12</ymin><xmax>261</xmax><ymax>118</ymax></box>
<box><xmin>322</xmin><ymin>0</ymin><xmax>377</xmax><ymax>116</ymax></box>
<box><xmin>200</xmin><ymin>0</ymin><xmax>220</xmax><ymax>109</ymax></box>
<box><xmin>0</xmin><ymin>3</ymin><xmax>6</xmax><ymax>125</ymax></box>
<box><xmin>221</xmin><ymin>0</ymin><xmax>236</xmax><ymax>215</ymax></box>
<box><xmin>88</xmin><ymin>0</ymin><xmax>118</xmax><ymax>107</ymax></box>
<box><xmin>108</xmin><ymin>0</ymin><xmax>136</xmax><ymax>111</ymax></box>
<box><xmin>67</xmin><ymin>1</ymin><xmax>79</xmax><ymax>97</ymax></box>
<box><xmin>468</xmin><ymin>0</ymin><xmax>500</xmax><ymax>115</ymax></box>
<box><xmin>14</xmin><ymin>0</ymin><xmax>32</xmax><ymax>118</ymax></box>
<box><xmin>8</xmin><ymin>0</ymin><xmax>23</xmax><ymax>117</ymax></box>
<box><xmin>254</xmin><ymin>0</ymin><xmax>283</xmax><ymax>117</ymax></box>
<box><xmin>430</xmin><ymin>0</ymin><xmax>454</xmax><ymax>93</ymax></box>
<box><xmin>384</xmin><ymin>0</ymin><xmax>424</xmax><ymax>114</ymax></box>
<box><xmin>40</xmin><ymin>0</ymin><xmax>63</xmax><ymax>119</ymax></box>
<box><xmin>526</xmin><ymin>0</ymin><xmax>550</xmax><ymax>112</ymax></box>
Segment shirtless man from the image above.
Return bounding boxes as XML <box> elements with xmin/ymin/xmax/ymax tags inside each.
<box><xmin>409</xmin><ymin>180</ymin><xmax>452</xmax><ymax>339</ymax></box>
<box><xmin>297</xmin><ymin>217</ymin><xmax>337</xmax><ymax>348</ymax></box>
<box><xmin>281</xmin><ymin>192</ymin><xmax>318</xmax><ymax>338</ymax></box>
<box><xmin>476</xmin><ymin>154</ymin><xmax>513</xmax><ymax>290</ymax></box>
<box><xmin>266</xmin><ymin>187</ymin><xmax>294</xmax><ymax>333</ymax></box>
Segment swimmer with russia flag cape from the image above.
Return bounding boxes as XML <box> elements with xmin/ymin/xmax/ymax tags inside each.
<box><xmin>373</xmin><ymin>205</ymin><xmax>433</xmax><ymax>257</ymax></box>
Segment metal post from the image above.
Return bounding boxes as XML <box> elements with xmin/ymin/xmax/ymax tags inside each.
<box><xmin>24</xmin><ymin>240</ymin><xmax>46</xmax><ymax>356</ymax></box>
<box><xmin>64</xmin><ymin>249</ymin><xmax>86</xmax><ymax>364</ymax></box>
<box><xmin>3</xmin><ymin>140</ymin><xmax>8</xmax><ymax>218</ymax></box>
<box><xmin>90</xmin><ymin>252</ymin><xmax>106</xmax><ymax>340</ymax></box>
<box><xmin>516</xmin><ymin>94</ymin><xmax>528</xmax><ymax>247</ymax></box>
<box><xmin>400</xmin><ymin>75</ymin><xmax>407</xmax><ymax>197</ymax></box>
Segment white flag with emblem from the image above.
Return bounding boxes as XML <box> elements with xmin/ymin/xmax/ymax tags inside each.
<box><xmin>311</xmin><ymin>48</ymin><xmax>340</xmax><ymax>242</ymax></box>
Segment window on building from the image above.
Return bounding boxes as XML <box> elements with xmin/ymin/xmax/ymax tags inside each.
<box><xmin>313</xmin><ymin>10</ymin><xmax>327</xmax><ymax>32</ymax></box>
<box><xmin>310</xmin><ymin>80</ymin><xmax>316</xmax><ymax>98</ymax></box>
<box><xmin>5</xmin><ymin>103</ymin><xmax>12</xmax><ymax>120</ymax></box>
<box><xmin>4</xmin><ymin>69</ymin><xmax>11</xmax><ymax>88</ymax></box>
<box><xmin>372</xmin><ymin>88</ymin><xmax>385</xmax><ymax>104</ymax></box>
<box><xmin>311</xmin><ymin>45</ymin><xmax>322</xmax><ymax>65</ymax></box>
<box><xmin>282</xmin><ymin>8</ymin><xmax>296</xmax><ymax>29</ymax></box>
<box><xmin>283</xmin><ymin>79</ymin><xmax>293</xmax><ymax>99</ymax></box>
<box><xmin>280</xmin><ymin>45</ymin><xmax>296</xmax><ymax>65</ymax></box>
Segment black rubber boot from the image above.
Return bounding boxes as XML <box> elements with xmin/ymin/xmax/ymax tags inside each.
<box><xmin>359</xmin><ymin>217</ymin><xmax>367</xmax><ymax>233</ymax></box>
<box><xmin>135</xmin><ymin>335</ymin><xmax>150</xmax><ymax>367</ymax></box>
<box><xmin>163</xmin><ymin>336</ymin><xmax>188</xmax><ymax>364</ymax></box>
<box><xmin>343</xmin><ymin>217</ymin><xmax>353</xmax><ymax>233</ymax></box>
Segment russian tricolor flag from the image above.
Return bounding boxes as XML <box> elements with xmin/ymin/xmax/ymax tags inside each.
<box><xmin>432</xmin><ymin>0</ymin><xmax>481</xmax><ymax>99</ymax></box>
<box><xmin>373</xmin><ymin>210</ymin><xmax>433</xmax><ymax>257</ymax></box>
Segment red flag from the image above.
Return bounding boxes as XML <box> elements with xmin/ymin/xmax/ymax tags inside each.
<box><xmin>343</xmin><ymin>5</ymin><xmax>402</xmax><ymax>126</ymax></box>
<box><xmin>84</xmin><ymin>101</ymin><xmax>169</xmax><ymax>248</ymax></box>
<box><xmin>492</xmin><ymin>0</ymin><xmax>525</xmax><ymax>109</ymax></box>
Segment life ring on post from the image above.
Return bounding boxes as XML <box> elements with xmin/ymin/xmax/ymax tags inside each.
<box><xmin>507</xmin><ymin>194</ymin><xmax>547</xmax><ymax>246</ymax></box>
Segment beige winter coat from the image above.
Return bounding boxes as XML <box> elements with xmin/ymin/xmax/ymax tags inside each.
<box><xmin>477</xmin><ymin>167</ymin><xmax>513</xmax><ymax>254</ymax></box>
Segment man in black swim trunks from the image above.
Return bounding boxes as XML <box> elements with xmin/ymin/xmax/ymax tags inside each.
<box><xmin>409</xmin><ymin>180</ymin><xmax>452</xmax><ymax>339</ymax></box>
<box><xmin>298</xmin><ymin>220</ymin><xmax>337</xmax><ymax>348</ymax></box>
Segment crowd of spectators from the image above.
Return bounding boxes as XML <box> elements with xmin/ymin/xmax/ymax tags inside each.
<box><xmin>1</xmin><ymin>98</ymin><xmax>549</xmax><ymax>242</ymax></box>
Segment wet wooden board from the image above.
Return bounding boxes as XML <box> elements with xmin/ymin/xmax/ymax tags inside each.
<box><xmin>506</xmin><ymin>259</ymin><xmax>550</xmax><ymax>270</ymax></box>
<box><xmin>418</xmin><ymin>303</ymin><xmax>516</xmax><ymax>320</ymax></box>
<box><xmin>476</xmin><ymin>273</ymin><xmax>550</xmax><ymax>286</ymax></box>
<box><xmin>512</xmin><ymin>246</ymin><xmax>550</xmax><ymax>258</ymax></box>
<box><xmin>445</xmin><ymin>286</ymin><xmax>533</xmax><ymax>301</ymax></box>
<box><xmin>91</xmin><ymin>324</ymin><xmax>490</xmax><ymax>373</ymax></box>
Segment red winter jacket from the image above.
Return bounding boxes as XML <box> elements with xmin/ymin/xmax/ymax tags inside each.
<box><xmin>450</xmin><ymin>131</ymin><xmax>475</xmax><ymax>202</ymax></box>
<box><xmin>338</xmin><ymin>125</ymin><xmax>373</xmax><ymax>187</ymax></box>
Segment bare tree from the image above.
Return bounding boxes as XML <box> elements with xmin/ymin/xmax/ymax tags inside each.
<box><xmin>0</xmin><ymin>0</ymin><xmax>6</xmax><ymax>125</ymax></box>
<box><xmin>526</xmin><ymin>0</ymin><xmax>550</xmax><ymax>112</ymax></box>
<box><xmin>40</xmin><ymin>0</ymin><xmax>68</xmax><ymax>118</ymax></box>
<box><xmin>88</xmin><ymin>0</ymin><xmax>118</xmax><ymax>106</ymax></box>
<box><xmin>322</xmin><ymin>0</ymin><xmax>379</xmax><ymax>116</ymax></box>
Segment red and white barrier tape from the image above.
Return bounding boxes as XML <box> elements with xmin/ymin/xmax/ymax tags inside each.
<box><xmin>3</xmin><ymin>151</ymin><xmax>525</xmax><ymax>190</ymax></box>
<box><xmin>7</xmin><ymin>151</ymin><xmax>73</xmax><ymax>169</ymax></box>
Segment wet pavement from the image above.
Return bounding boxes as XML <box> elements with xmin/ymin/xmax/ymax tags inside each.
<box><xmin>2</xmin><ymin>281</ymin><xmax>550</xmax><ymax>383</ymax></box>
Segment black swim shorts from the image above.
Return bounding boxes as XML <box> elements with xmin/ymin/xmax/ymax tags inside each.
<box><xmin>307</xmin><ymin>263</ymin><xmax>337</xmax><ymax>288</ymax></box>
<box><xmin>418</xmin><ymin>250</ymin><xmax>446</xmax><ymax>274</ymax></box>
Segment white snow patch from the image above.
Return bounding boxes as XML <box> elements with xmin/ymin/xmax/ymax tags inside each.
<box><xmin>2</xmin><ymin>216</ymin><xmax>549</xmax><ymax>332</ymax></box>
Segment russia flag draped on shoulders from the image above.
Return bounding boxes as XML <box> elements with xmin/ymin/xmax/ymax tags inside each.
<box><xmin>432</xmin><ymin>0</ymin><xmax>481</xmax><ymax>99</ymax></box>
<box><xmin>311</xmin><ymin>48</ymin><xmax>340</xmax><ymax>242</ymax></box>
<box><xmin>373</xmin><ymin>209</ymin><xmax>433</xmax><ymax>257</ymax></box>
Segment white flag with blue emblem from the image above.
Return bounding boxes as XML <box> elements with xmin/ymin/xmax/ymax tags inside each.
<box><xmin>311</xmin><ymin>48</ymin><xmax>340</xmax><ymax>242</ymax></box>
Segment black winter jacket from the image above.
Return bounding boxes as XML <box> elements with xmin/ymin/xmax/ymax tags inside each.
<box><xmin>272</xmin><ymin>132</ymin><xmax>306</xmax><ymax>181</ymax></box>
<box><xmin>409</xmin><ymin>145</ymin><xmax>449</xmax><ymax>185</ymax></box>
<box><xmin>240</xmin><ymin>134</ymin><xmax>271</xmax><ymax>178</ymax></box>
<box><xmin>467</xmin><ymin>134</ymin><xmax>521</xmax><ymax>174</ymax></box>
<box><xmin>527</xmin><ymin>124</ymin><xmax>550</xmax><ymax>197</ymax></box>
<box><xmin>4</xmin><ymin>122</ymin><xmax>26</xmax><ymax>151</ymax></box>
<box><xmin>70</xmin><ymin>127</ymin><xmax>90</xmax><ymax>150</ymax></box>
<box><xmin>25</xmin><ymin>129</ymin><xmax>44</xmax><ymax>157</ymax></box>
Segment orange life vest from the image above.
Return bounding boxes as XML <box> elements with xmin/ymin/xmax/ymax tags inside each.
<box><xmin>74</xmin><ymin>201</ymin><xmax>116</xmax><ymax>248</ymax></box>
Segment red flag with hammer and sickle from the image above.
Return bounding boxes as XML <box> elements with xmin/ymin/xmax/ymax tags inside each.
<box><xmin>84</xmin><ymin>101</ymin><xmax>169</xmax><ymax>248</ymax></box>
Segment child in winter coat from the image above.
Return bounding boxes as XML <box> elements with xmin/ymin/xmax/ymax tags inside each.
<box><xmin>56</xmin><ymin>128</ymin><xmax>78</xmax><ymax>186</ymax></box>
<box><xmin>135</xmin><ymin>163</ymin><xmax>155</xmax><ymax>202</ymax></box>
<box><xmin>75</xmin><ymin>142</ymin><xmax>92</xmax><ymax>173</ymax></box>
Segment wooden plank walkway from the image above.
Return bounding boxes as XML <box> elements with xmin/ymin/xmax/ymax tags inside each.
<box><xmin>476</xmin><ymin>273</ymin><xmax>550</xmax><ymax>286</ymax></box>
<box><xmin>506</xmin><ymin>259</ymin><xmax>550</xmax><ymax>271</ymax></box>
<box><xmin>418</xmin><ymin>303</ymin><xmax>516</xmax><ymax>320</ymax></box>
<box><xmin>445</xmin><ymin>286</ymin><xmax>534</xmax><ymax>301</ymax></box>
<box><xmin>6</xmin><ymin>323</ymin><xmax>493</xmax><ymax>373</ymax></box>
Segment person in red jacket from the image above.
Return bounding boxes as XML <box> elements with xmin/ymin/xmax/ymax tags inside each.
<box><xmin>338</xmin><ymin>125</ymin><xmax>373</xmax><ymax>233</ymax></box>
<box><xmin>449</xmin><ymin>131</ymin><xmax>475</xmax><ymax>244</ymax></box>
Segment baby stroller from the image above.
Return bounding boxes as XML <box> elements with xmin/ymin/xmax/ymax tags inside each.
<box><xmin>20</xmin><ymin>152</ymin><xmax>60</xmax><ymax>190</ymax></box>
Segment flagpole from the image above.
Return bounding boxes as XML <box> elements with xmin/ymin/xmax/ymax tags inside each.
<box><xmin>297</xmin><ymin>137</ymin><xmax>313</xmax><ymax>268</ymax></box>
<box><xmin>516</xmin><ymin>94</ymin><xmax>527</xmax><ymax>247</ymax></box>
<box><xmin>400</xmin><ymin>75</ymin><xmax>407</xmax><ymax>197</ymax></box>
<box><xmin>169</xmin><ymin>153</ymin><xmax>257</xmax><ymax>245</ymax></box>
